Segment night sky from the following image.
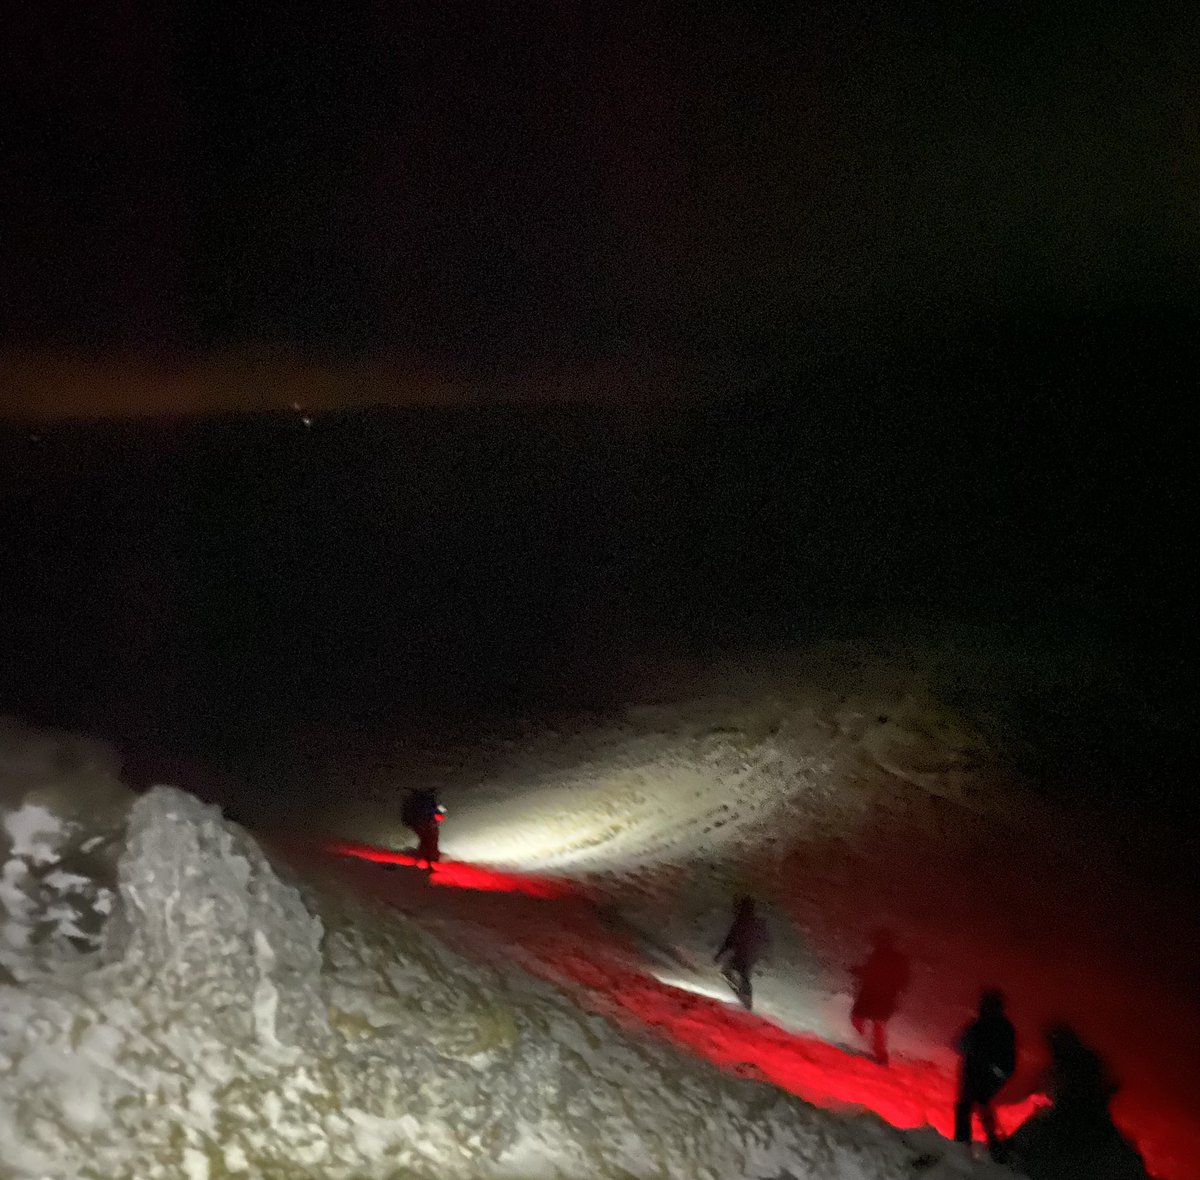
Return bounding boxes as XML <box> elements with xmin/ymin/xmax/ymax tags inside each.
<box><xmin>3</xmin><ymin>3</ymin><xmax>1198</xmax><ymax>372</ymax></box>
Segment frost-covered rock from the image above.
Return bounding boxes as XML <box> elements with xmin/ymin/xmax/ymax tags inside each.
<box><xmin>102</xmin><ymin>786</ymin><xmax>330</xmax><ymax>1052</ymax></box>
<box><xmin>0</xmin><ymin>721</ymin><xmax>129</xmax><ymax>982</ymax></box>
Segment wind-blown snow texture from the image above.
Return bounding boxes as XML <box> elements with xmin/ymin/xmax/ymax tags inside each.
<box><xmin>0</xmin><ymin>723</ymin><xmax>1008</xmax><ymax>1180</ymax></box>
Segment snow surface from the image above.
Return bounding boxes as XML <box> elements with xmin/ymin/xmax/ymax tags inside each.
<box><xmin>0</xmin><ymin>720</ymin><xmax>1015</xmax><ymax>1180</ymax></box>
<box><xmin>0</xmin><ymin>719</ymin><xmax>127</xmax><ymax>983</ymax></box>
<box><xmin>0</xmin><ymin>720</ymin><xmax>1027</xmax><ymax>1180</ymax></box>
<box><xmin>301</xmin><ymin>639</ymin><xmax>1195</xmax><ymax>1178</ymax></box>
<box><xmin>2</xmin><ymin>619</ymin><xmax>1194</xmax><ymax>1180</ymax></box>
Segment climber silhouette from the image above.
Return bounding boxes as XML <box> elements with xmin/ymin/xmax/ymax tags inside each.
<box><xmin>1006</xmin><ymin>1024</ymin><xmax>1149</xmax><ymax>1179</ymax></box>
<box><xmin>400</xmin><ymin>787</ymin><xmax>443</xmax><ymax>869</ymax></box>
<box><xmin>955</xmin><ymin>988</ymin><xmax>1017</xmax><ymax>1159</ymax></box>
<box><xmin>714</xmin><ymin>896</ymin><xmax>768</xmax><ymax>1010</ymax></box>
<box><xmin>850</xmin><ymin>928</ymin><xmax>910</xmax><ymax>1064</ymax></box>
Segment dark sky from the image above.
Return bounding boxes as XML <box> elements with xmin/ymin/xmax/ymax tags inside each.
<box><xmin>2</xmin><ymin>2</ymin><xmax>1198</xmax><ymax>371</ymax></box>
<box><xmin>1</xmin><ymin>3</ymin><xmax>1196</xmax><ymax>800</ymax></box>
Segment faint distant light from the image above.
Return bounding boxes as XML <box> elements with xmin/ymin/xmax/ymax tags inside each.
<box><xmin>301</xmin><ymin>415</ymin><xmax>313</xmax><ymax>427</ymax></box>
<box><xmin>291</xmin><ymin>401</ymin><xmax>302</xmax><ymax>412</ymax></box>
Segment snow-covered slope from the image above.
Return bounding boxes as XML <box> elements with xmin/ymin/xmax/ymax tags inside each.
<box><xmin>344</xmin><ymin>640</ymin><xmax>1044</xmax><ymax>883</ymax></box>
<box><xmin>0</xmin><ymin>722</ymin><xmax>1008</xmax><ymax>1180</ymax></box>
<box><xmin>304</xmin><ymin>639</ymin><xmax>1196</xmax><ymax>1180</ymax></box>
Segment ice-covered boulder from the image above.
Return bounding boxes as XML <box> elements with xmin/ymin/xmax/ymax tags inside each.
<box><xmin>103</xmin><ymin>786</ymin><xmax>331</xmax><ymax>1052</ymax></box>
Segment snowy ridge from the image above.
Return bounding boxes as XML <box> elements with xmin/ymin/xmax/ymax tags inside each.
<box><xmin>0</xmin><ymin>724</ymin><xmax>1011</xmax><ymax>1180</ymax></box>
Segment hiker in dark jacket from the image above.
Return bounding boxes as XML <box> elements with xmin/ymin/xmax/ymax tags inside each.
<box><xmin>850</xmin><ymin>928</ymin><xmax>910</xmax><ymax>1065</ymax></box>
<box><xmin>1006</xmin><ymin>1024</ymin><xmax>1149</xmax><ymax>1180</ymax></box>
<box><xmin>400</xmin><ymin>787</ymin><xmax>443</xmax><ymax>868</ymax></box>
<box><xmin>714</xmin><ymin>896</ymin><xmax>768</xmax><ymax>1011</ymax></box>
<box><xmin>955</xmin><ymin>989</ymin><xmax>1017</xmax><ymax>1158</ymax></box>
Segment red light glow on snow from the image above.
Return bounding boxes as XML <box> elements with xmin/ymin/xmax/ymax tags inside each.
<box><xmin>523</xmin><ymin>942</ymin><xmax>1048</xmax><ymax>1137</ymax></box>
<box><xmin>324</xmin><ymin>845</ymin><xmax>1193</xmax><ymax>1179</ymax></box>
<box><xmin>326</xmin><ymin>841</ymin><xmax>574</xmax><ymax>900</ymax></box>
<box><xmin>504</xmin><ymin>927</ymin><xmax>1188</xmax><ymax>1178</ymax></box>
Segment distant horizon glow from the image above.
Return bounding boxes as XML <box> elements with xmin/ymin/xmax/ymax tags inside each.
<box><xmin>0</xmin><ymin>350</ymin><xmax>679</xmax><ymax>421</ymax></box>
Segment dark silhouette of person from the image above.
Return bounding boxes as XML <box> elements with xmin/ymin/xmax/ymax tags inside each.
<box><xmin>850</xmin><ymin>927</ymin><xmax>910</xmax><ymax>1064</ymax></box>
<box><xmin>400</xmin><ymin>787</ymin><xmax>442</xmax><ymax>868</ymax></box>
<box><xmin>1006</xmin><ymin>1025</ymin><xmax>1148</xmax><ymax>1180</ymax></box>
<box><xmin>714</xmin><ymin>896</ymin><xmax>767</xmax><ymax>1010</ymax></box>
<box><xmin>1042</xmin><ymin>1024</ymin><xmax>1118</xmax><ymax>1112</ymax></box>
<box><xmin>955</xmin><ymin>989</ymin><xmax>1017</xmax><ymax>1158</ymax></box>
